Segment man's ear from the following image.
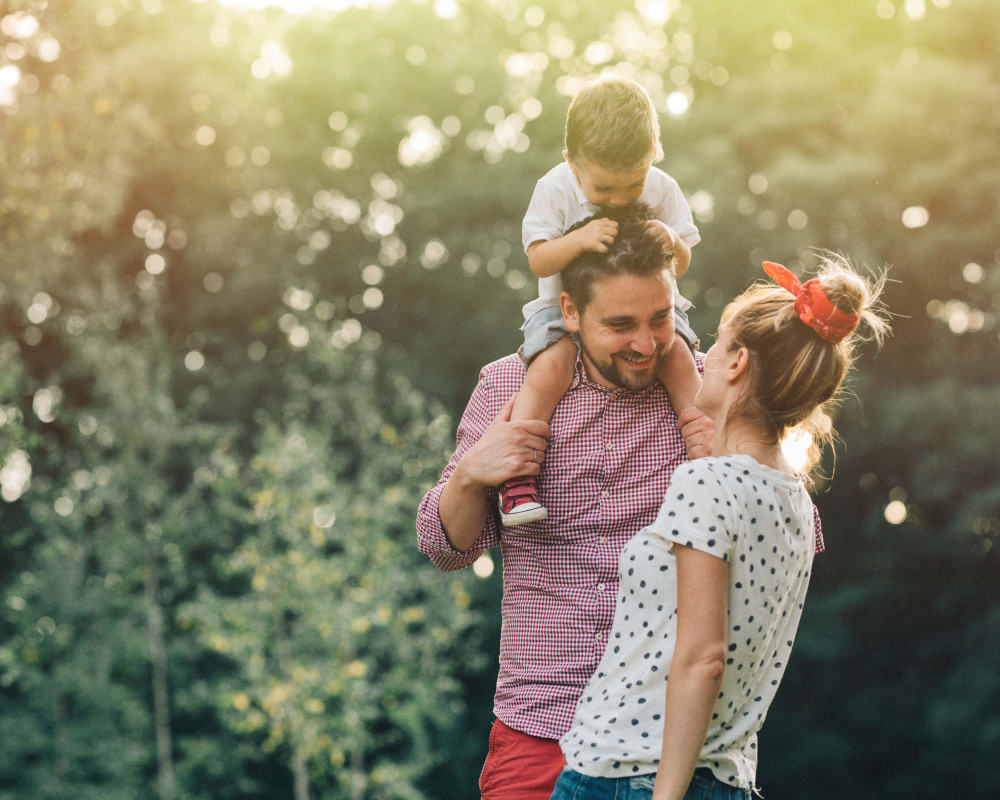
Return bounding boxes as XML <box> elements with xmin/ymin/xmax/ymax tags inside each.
<box><xmin>560</xmin><ymin>291</ymin><xmax>581</xmax><ymax>333</ymax></box>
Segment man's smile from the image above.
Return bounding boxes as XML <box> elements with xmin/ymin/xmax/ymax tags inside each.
<box><xmin>615</xmin><ymin>349</ymin><xmax>659</xmax><ymax>369</ymax></box>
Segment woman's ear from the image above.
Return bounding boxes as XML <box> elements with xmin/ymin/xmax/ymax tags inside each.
<box><xmin>727</xmin><ymin>346</ymin><xmax>750</xmax><ymax>383</ymax></box>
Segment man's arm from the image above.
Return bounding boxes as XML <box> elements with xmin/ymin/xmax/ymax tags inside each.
<box><xmin>416</xmin><ymin>370</ymin><xmax>549</xmax><ymax>570</ymax></box>
<box><xmin>438</xmin><ymin>394</ymin><xmax>549</xmax><ymax>551</ymax></box>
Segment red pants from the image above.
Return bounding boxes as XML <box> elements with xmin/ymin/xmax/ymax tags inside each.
<box><xmin>478</xmin><ymin>719</ymin><xmax>566</xmax><ymax>800</ymax></box>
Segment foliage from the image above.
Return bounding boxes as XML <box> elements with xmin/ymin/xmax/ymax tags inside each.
<box><xmin>0</xmin><ymin>0</ymin><xmax>997</xmax><ymax>798</ymax></box>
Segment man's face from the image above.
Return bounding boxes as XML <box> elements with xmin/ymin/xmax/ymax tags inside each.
<box><xmin>561</xmin><ymin>271</ymin><xmax>676</xmax><ymax>392</ymax></box>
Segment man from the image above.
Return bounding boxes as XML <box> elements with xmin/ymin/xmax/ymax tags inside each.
<box><xmin>416</xmin><ymin>213</ymin><xmax>823</xmax><ymax>799</ymax></box>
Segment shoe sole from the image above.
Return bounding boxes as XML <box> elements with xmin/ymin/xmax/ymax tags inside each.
<box><xmin>500</xmin><ymin>505</ymin><xmax>549</xmax><ymax>527</ymax></box>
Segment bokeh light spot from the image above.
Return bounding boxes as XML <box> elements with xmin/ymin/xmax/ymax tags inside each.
<box><xmin>962</xmin><ymin>262</ymin><xmax>983</xmax><ymax>283</ymax></box>
<box><xmin>884</xmin><ymin>500</ymin><xmax>907</xmax><ymax>524</ymax></box>
<box><xmin>876</xmin><ymin>0</ymin><xmax>896</xmax><ymax>20</ymax></box>
<box><xmin>901</xmin><ymin>205</ymin><xmax>929</xmax><ymax>228</ymax></box>
<box><xmin>473</xmin><ymin>552</ymin><xmax>495</xmax><ymax>578</ymax></box>
<box><xmin>748</xmin><ymin>173</ymin><xmax>768</xmax><ymax>194</ymax></box>
<box><xmin>145</xmin><ymin>254</ymin><xmax>166</xmax><ymax>275</ymax></box>
<box><xmin>666</xmin><ymin>90</ymin><xmax>690</xmax><ymax>116</ymax></box>
<box><xmin>787</xmin><ymin>209</ymin><xmax>808</xmax><ymax>230</ymax></box>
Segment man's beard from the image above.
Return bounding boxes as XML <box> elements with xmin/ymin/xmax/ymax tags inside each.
<box><xmin>580</xmin><ymin>339</ymin><xmax>668</xmax><ymax>391</ymax></box>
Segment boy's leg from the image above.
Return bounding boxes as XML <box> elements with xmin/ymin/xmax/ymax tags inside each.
<box><xmin>500</xmin><ymin>332</ymin><xmax>577</xmax><ymax>527</ymax></box>
<box><xmin>510</xmin><ymin>335</ymin><xmax>577</xmax><ymax>423</ymax></box>
<box><xmin>658</xmin><ymin>334</ymin><xmax>701</xmax><ymax>418</ymax></box>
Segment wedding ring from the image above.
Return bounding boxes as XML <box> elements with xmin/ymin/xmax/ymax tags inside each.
<box><xmin>531</xmin><ymin>448</ymin><xmax>538</xmax><ymax>463</ymax></box>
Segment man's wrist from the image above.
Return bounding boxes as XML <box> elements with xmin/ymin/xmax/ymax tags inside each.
<box><xmin>451</xmin><ymin>458</ymin><xmax>490</xmax><ymax>496</ymax></box>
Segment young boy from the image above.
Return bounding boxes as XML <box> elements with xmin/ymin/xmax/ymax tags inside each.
<box><xmin>501</xmin><ymin>74</ymin><xmax>702</xmax><ymax>526</ymax></box>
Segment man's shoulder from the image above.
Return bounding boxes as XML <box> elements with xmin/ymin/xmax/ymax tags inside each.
<box><xmin>478</xmin><ymin>353</ymin><xmax>526</xmax><ymax>395</ymax></box>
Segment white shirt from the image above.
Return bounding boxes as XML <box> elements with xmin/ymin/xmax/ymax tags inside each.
<box><xmin>520</xmin><ymin>161</ymin><xmax>701</xmax><ymax>320</ymax></box>
<box><xmin>559</xmin><ymin>455</ymin><xmax>816</xmax><ymax>790</ymax></box>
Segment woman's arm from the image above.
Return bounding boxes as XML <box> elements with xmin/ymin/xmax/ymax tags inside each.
<box><xmin>652</xmin><ymin>545</ymin><xmax>729</xmax><ymax>800</ymax></box>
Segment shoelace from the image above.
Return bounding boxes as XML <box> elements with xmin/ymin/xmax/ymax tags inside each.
<box><xmin>500</xmin><ymin>477</ymin><xmax>540</xmax><ymax>512</ymax></box>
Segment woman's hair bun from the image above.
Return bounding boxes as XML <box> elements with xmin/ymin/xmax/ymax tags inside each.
<box><xmin>816</xmin><ymin>252</ymin><xmax>890</xmax><ymax>346</ymax></box>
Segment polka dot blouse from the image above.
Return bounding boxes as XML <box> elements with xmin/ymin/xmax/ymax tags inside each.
<box><xmin>559</xmin><ymin>455</ymin><xmax>816</xmax><ymax>790</ymax></box>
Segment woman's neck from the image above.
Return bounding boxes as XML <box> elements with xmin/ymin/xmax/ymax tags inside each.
<box><xmin>713</xmin><ymin>418</ymin><xmax>793</xmax><ymax>474</ymax></box>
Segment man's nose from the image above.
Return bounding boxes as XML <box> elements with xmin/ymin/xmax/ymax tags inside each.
<box><xmin>631</xmin><ymin>327</ymin><xmax>657</xmax><ymax>355</ymax></box>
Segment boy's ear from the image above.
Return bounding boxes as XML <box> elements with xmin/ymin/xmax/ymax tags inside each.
<box><xmin>560</xmin><ymin>292</ymin><xmax>581</xmax><ymax>333</ymax></box>
<box><xmin>563</xmin><ymin>149</ymin><xmax>576</xmax><ymax>174</ymax></box>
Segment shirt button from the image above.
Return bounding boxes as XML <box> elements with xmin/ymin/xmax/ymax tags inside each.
<box><xmin>597</xmin><ymin>583</ymin><xmax>606</xmax><ymax>592</ymax></box>
<box><xmin>605</xmin><ymin>442</ymin><xmax>614</xmax><ymax>450</ymax></box>
<box><xmin>594</xmin><ymin>631</ymin><xmax>603</xmax><ymax>640</ymax></box>
<box><xmin>601</xmin><ymin>490</ymin><xmax>610</xmax><ymax>499</ymax></box>
<box><xmin>599</xmin><ymin>536</ymin><xmax>609</xmax><ymax>544</ymax></box>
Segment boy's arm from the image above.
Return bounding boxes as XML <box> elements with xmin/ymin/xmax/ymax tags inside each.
<box><xmin>647</xmin><ymin>220</ymin><xmax>692</xmax><ymax>277</ymax></box>
<box><xmin>647</xmin><ymin>169</ymin><xmax>699</xmax><ymax>278</ymax></box>
<box><xmin>527</xmin><ymin>218</ymin><xmax>620</xmax><ymax>278</ymax></box>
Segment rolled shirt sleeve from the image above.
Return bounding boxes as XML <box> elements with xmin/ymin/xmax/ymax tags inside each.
<box><xmin>416</xmin><ymin>367</ymin><xmax>503</xmax><ymax>571</ymax></box>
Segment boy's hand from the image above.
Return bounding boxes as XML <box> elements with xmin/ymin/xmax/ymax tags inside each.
<box><xmin>678</xmin><ymin>407</ymin><xmax>713</xmax><ymax>459</ymax></box>
<box><xmin>573</xmin><ymin>218</ymin><xmax>619</xmax><ymax>254</ymax></box>
<box><xmin>646</xmin><ymin>220</ymin><xmax>680</xmax><ymax>258</ymax></box>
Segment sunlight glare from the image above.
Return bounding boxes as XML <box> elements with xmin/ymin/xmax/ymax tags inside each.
<box><xmin>780</xmin><ymin>429</ymin><xmax>812</xmax><ymax>473</ymax></box>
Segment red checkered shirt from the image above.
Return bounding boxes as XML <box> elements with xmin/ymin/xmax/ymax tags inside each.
<box><xmin>416</xmin><ymin>353</ymin><xmax>824</xmax><ymax>740</ymax></box>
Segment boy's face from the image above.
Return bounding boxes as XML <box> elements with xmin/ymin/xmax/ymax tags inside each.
<box><xmin>565</xmin><ymin>153</ymin><xmax>649</xmax><ymax>207</ymax></box>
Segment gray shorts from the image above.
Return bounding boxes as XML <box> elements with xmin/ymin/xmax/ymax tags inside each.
<box><xmin>519</xmin><ymin>306</ymin><xmax>572</xmax><ymax>363</ymax></box>
<box><xmin>518</xmin><ymin>304</ymin><xmax>698</xmax><ymax>363</ymax></box>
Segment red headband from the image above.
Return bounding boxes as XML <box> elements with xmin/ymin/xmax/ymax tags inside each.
<box><xmin>762</xmin><ymin>261</ymin><xmax>859</xmax><ymax>343</ymax></box>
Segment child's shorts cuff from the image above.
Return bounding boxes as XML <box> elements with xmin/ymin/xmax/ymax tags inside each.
<box><xmin>519</xmin><ymin>306</ymin><xmax>571</xmax><ymax>363</ymax></box>
<box><xmin>674</xmin><ymin>304</ymin><xmax>699</xmax><ymax>351</ymax></box>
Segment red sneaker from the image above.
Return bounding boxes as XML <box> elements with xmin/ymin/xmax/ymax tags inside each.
<box><xmin>499</xmin><ymin>476</ymin><xmax>548</xmax><ymax>526</ymax></box>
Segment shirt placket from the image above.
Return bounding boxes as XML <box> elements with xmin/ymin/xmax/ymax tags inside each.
<box><xmin>592</xmin><ymin>388</ymin><xmax>628</xmax><ymax>651</ymax></box>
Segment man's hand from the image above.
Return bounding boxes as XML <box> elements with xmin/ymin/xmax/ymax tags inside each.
<box><xmin>678</xmin><ymin>407</ymin><xmax>713</xmax><ymax>459</ymax></box>
<box><xmin>455</xmin><ymin>394</ymin><xmax>551</xmax><ymax>489</ymax></box>
<box><xmin>573</xmin><ymin>218</ymin><xmax>619</xmax><ymax>254</ymax></box>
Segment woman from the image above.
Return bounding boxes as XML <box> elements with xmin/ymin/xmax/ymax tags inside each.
<box><xmin>551</xmin><ymin>256</ymin><xmax>888</xmax><ymax>800</ymax></box>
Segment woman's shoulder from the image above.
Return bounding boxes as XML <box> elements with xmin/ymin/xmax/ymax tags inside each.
<box><xmin>671</xmin><ymin>456</ymin><xmax>739</xmax><ymax>485</ymax></box>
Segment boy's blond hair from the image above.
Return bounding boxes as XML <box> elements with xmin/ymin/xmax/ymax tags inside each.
<box><xmin>564</xmin><ymin>75</ymin><xmax>664</xmax><ymax>170</ymax></box>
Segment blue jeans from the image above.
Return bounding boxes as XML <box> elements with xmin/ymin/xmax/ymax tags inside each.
<box><xmin>549</xmin><ymin>766</ymin><xmax>751</xmax><ymax>800</ymax></box>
